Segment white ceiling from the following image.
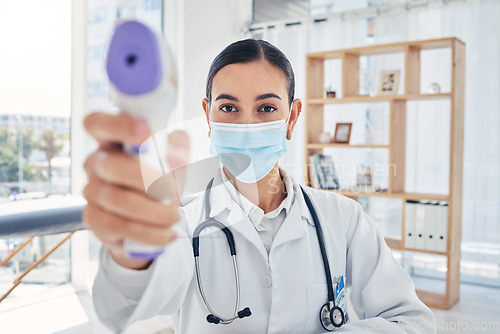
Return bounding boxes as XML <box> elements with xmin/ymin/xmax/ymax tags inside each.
<box><xmin>253</xmin><ymin>0</ymin><xmax>411</xmax><ymax>23</ymax></box>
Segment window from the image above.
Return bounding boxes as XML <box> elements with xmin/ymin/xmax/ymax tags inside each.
<box><xmin>88</xmin><ymin>7</ymin><xmax>107</xmax><ymax>25</ymax></box>
<box><xmin>0</xmin><ymin>1</ymin><xmax>71</xmax><ymax>198</ymax></box>
<box><xmin>144</xmin><ymin>0</ymin><xmax>162</xmax><ymax>11</ymax></box>
<box><xmin>87</xmin><ymin>44</ymin><xmax>106</xmax><ymax>62</ymax></box>
<box><xmin>87</xmin><ymin>81</ymin><xmax>107</xmax><ymax>98</ymax></box>
<box><xmin>0</xmin><ymin>0</ymin><xmax>72</xmax><ymax>297</ymax></box>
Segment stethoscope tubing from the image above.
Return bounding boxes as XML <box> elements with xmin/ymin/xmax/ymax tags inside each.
<box><xmin>194</xmin><ymin>255</ymin><xmax>241</xmax><ymax>324</ymax></box>
<box><xmin>192</xmin><ymin>176</ymin><xmax>344</xmax><ymax>330</ymax></box>
<box><xmin>192</xmin><ymin>178</ymin><xmax>242</xmax><ymax>324</ymax></box>
<box><xmin>300</xmin><ymin>186</ymin><xmax>336</xmax><ymax>305</ymax></box>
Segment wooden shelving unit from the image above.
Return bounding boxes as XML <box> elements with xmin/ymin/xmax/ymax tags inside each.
<box><xmin>304</xmin><ymin>37</ymin><xmax>465</xmax><ymax>309</ymax></box>
<box><xmin>308</xmin><ymin>92</ymin><xmax>452</xmax><ymax>104</ymax></box>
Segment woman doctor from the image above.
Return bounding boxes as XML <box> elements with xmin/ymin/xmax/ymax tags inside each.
<box><xmin>83</xmin><ymin>39</ymin><xmax>436</xmax><ymax>333</ymax></box>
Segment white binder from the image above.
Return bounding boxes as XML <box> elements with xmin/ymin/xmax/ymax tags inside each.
<box><xmin>404</xmin><ymin>201</ymin><xmax>418</xmax><ymax>249</ymax></box>
<box><xmin>415</xmin><ymin>201</ymin><xmax>428</xmax><ymax>250</ymax></box>
<box><xmin>425</xmin><ymin>201</ymin><xmax>440</xmax><ymax>251</ymax></box>
<box><xmin>435</xmin><ymin>202</ymin><xmax>448</xmax><ymax>252</ymax></box>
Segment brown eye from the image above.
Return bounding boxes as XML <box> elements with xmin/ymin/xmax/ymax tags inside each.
<box><xmin>258</xmin><ymin>105</ymin><xmax>277</xmax><ymax>113</ymax></box>
<box><xmin>220</xmin><ymin>105</ymin><xmax>237</xmax><ymax>112</ymax></box>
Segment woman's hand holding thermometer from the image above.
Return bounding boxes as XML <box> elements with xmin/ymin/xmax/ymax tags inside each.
<box><xmin>82</xmin><ymin>20</ymin><xmax>184</xmax><ymax>268</ymax></box>
<box><xmin>82</xmin><ymin>113</ymin><xmax>186</xmax><ymax>269</ymax></box>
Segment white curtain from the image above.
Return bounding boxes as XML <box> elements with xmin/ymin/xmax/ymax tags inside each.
<box><xmin>252</xmin><ymin>0</ymin><xmax>500</xmax><ymax>284</ymax></box>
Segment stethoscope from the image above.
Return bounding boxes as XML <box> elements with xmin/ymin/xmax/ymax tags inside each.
<box><xmin>192</xmin><ymin>177</ymin><xmax>346</xmax><ymax>331</ymax></box>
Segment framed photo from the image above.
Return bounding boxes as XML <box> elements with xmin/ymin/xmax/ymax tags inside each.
<box><xmin>333</xmin><ymin>123</ymin><xmax>352</xmax><ymax>143</ymax></box>
<box><xmin>377</xmin><ymin>69</ymin><xmax>400</xmax><ymax>95</ymax></box>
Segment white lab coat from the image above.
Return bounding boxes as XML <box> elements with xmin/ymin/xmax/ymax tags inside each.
<box><xmin>92</xmin><ymin>171</ymin><xmax>436</xmax><ymax>333</ymax></box>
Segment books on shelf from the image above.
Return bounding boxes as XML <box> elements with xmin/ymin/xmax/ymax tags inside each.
<box><xmin>404</xmin><ymin>200</ymin><xmax>448</xmax><ymax>252</ymax></box>
<box><xmin>339</xmin><ymin>184</ymin><xmax>384</xmax><ymax>193</ymax></box>
<box><xmin>309</xmin><ymin>154</ymin><xmax>339</xmax><ymax>190</ymax></box>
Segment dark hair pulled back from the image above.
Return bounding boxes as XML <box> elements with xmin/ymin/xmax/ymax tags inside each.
<box><xmin>206</xmin><ymin>39</ymin><xmax>295</xmax><ymax>106</ymax></box>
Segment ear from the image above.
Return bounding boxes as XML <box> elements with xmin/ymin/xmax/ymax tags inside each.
<box><xmin>287</xmin><ymin>98</ymin><xmax>302</xmax><ymax>136</ymax></box>
<box><xmin>202</xmin><ymin>98</ymin><xmax>210</xmax><ymax>129</ymax></box>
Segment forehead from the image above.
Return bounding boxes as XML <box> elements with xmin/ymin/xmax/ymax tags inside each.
<box><xmin>211</xmin><ymin>60</ymin><xmax>288</xmax><ymax>97</ymax></box>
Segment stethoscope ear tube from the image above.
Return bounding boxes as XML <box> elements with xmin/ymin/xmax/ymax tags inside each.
<box><xmin>223</xmin><ymin>227</ymin><xmax>236</xmax><ymax>255</ymax></box>
<box><xmin>206</xmin><ymin>307</ymin><xmax>251</xmax><ymax>325</ymax></box>
<box><xmin>238</xmin><ymin>307</ymin><xmax>252</xmax><ymax>318</ymax></box>
<box><xmin>192</xmin><ymin>236</ymin><xmax>200</xmax><ymax>257</ymax></box>
<box><xmin>192</xmin><ymin>225</ymin><xmax>235</xmax><ymax>257</ymax></box>
<box><xmin>193</xmin><ymin>177</ymin><xmax>252</xmax><ymax>325</ymax></box>
<box><xmin>207</xmin><ymin>314</ymin><xmax>221</xmax><ymax>324</ymax></box>
<box><xmin>193</xmin><ymin>177</ymin><xmax>236</xmax><ymax>256</ymax></box>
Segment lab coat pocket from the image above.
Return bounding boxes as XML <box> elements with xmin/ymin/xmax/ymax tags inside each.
<box><xmin>303</xmin><ymin>283</ymin><xmax>329</xmax><ymax>333</ymax></box>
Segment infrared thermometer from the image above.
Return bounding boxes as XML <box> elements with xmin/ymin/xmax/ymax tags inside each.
<box><xmin>106</xmin><ymin>20</ymin><xmax>177</xmax><ymax>260</ymax></box>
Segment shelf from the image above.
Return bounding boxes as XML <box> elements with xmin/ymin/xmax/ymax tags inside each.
<box><xmin>394</xmin><ymin>93</ymin><xmax>451</xmax><ymax>101</ymax></box>
<box><xmin>308</xmin><ymin>93</ymin><xmax>451</xmax><ymax>105</ymax></box>
<box><xmin>309</xmin><ymin>95</ymin><xmax>394</xmax><ymax>104</ymax></box>
<box><xmin>393</xmin><ymin>192</ymin><xmax>448</xmax><ymax>201</ymax></box>
<box><xmin>326</xmin><ymin>189</ymin><xmax>448</xmax><ymax>201</ymax></box>
<box><xmin>305</xmin><ymin>37</ymin><xmax>464</xmax><ymax>310</ymax></box>
<box><xmin>307</xmin><ymin>143</ymin><xmax>389</xmax><ymax>149</ymax></box>
<box><xmin>306</xmin><ymin>37</ymin><xmax>462</xmax><ymax>60</ymax></box>
<box><xmin>415</xmin><ymin>290</ymin><xmax>449</xmax><ymax>310</ymax></box>
<box><xmin>384</xmin><ymin>238</ymin><xmax>449</xmax><ymax>256</ymax></box>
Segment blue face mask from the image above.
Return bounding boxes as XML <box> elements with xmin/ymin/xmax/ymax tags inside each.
<box><xmin>209</xmin><ymin>119</ymin><xmax>288</xmax><ymax>183</ymax></box>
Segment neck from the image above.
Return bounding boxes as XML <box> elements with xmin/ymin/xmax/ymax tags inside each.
<box><xmin>223</xmin><ymin>164</ymin><xmax>286</xmax><ymax>214</ymax></box>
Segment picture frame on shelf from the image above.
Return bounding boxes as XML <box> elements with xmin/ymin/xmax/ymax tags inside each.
<box><xmin>377</xmin><ymin>69</ymin><xmax>400</xmax><ymax>95</ymax></box>
<box><xmin>333</xmin><ymin>123</ymin><xmax>352</xmax><ymax>143</ymax></box>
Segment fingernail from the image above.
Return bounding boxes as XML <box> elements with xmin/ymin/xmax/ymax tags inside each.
<box><xmin>134</xmin><ymin>122</ymin><xmax>150</xmax><ymax>138</ymax></box>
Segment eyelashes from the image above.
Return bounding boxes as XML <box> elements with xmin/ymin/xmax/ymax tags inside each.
<box><xmin>219</xmin><ymin>105</ymin><xmax>237</xmax><ymax>112</ymax></box>
<box><xmin>218</xmin><ymin>104</ymin><xmax>278</xmax><ymax>113</ymax></box>
<box><xmin>258</xmin><ymin>105</ymin><xmax>277</xmax><ymax>113</ymax></box>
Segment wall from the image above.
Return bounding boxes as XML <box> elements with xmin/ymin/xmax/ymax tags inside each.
<box><xmin>172</xmin><ymin>0</ymin><xmax>253</xmax><ymax>123</ymax></box>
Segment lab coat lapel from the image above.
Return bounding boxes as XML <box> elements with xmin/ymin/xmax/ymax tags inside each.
<box><xmin>226</xmin><ymin>201</ymin><xmax>269</xmax><ymax>260</ymax></box>
<box><xmin>208</xmin><ymin>177</ymin><xmax>269</xmax><ymax>261</ymax></box>
<box><xmin>271</xmin><ymin>180</ymin><xmax>311</xmax><ymax>249</ymax></box>
<box><xmin>295</xmin><ymin>181</ymin><xmax>316</xmax><ymax>228</ymax></box>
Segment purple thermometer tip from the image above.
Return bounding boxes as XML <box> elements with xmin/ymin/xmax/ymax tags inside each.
<box><xmin>125</xmin><ymin>250</ymin><xmax>164</xmax><ymax>260</ymax></box>
<box><xmin>106</xmin><ymin>20</ymin><xmax>163</xmax><ymax>95</ymax></box>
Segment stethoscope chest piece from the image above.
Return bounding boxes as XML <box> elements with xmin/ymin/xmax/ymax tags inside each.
<box><xmin>320</xmin><ymin>303</ymin><xmax>344</xmax><ymax>331</ymax></box>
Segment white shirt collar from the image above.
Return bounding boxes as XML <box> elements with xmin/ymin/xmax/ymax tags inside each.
<box><xmin>219</xmin><ymin>166</ymin><xmax>294</xmax><ymax>229</ymax></box>
<box><xmin>207</xmin><ymin>166</ymin><xmax>314</xmax><ymax>228</ymax></box>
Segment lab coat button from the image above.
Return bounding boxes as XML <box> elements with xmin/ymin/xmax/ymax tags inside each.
<box><xmin>261</xmin><ymin>275</ymin><xmax>272</xmax><ymax>288</ymax></box>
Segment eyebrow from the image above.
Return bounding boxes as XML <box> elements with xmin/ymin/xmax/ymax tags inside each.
<box><xmin>256</xmin><ymin>93</ymin><xmax>281</xmax><ymax>101</ymax></box>
<box><xmin>215</xmin><ymin>94</ymin><xmax>238</xmax><ymax>102</ymax></box>
<box><xmin>214</xmin><ymin>93</ymin><xmax>282</xmax><ymax>102</ymax></box>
